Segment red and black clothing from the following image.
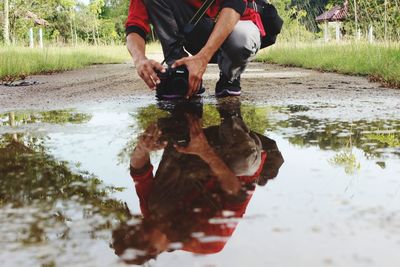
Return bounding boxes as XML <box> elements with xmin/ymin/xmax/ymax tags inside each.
<box><xmin>126</xmin><ymin>0</ymin><xmax>266</xmax><ymax>39</ymax></box>
<box><xmin>130</xmin><ymin>151</ymin><xmax>267</xmax><ymax>254</ymax></box>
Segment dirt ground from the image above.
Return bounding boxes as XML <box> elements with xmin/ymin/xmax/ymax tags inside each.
<box><xmin>1</xmin><ymin>53</ymin><xmax>399</xmax><ymax>119</ymax></box>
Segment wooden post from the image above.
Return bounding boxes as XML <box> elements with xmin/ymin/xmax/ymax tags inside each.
<box><xmin>356</xmin><ymin>28</ymin><xmax>361</xmax><ymax>41</ymax></box>
<box><xmin>368</xmin><ymin>25</ymin><xmax>374</xmax><ymax>43</ymax></box>
<box><xmin>39</xmin><ymin>28</ymin><xmax>44</xmax><ymax>48</ymax></box>
<box><xmin>29</xmin><ymin>28</ymin><xmax>34</xmax><ymax>48</ymax></box>
<box><xmin>335</xmin><ymin>22</ymin><xmax>341</xmax><ymax>42</ymax></box>
<box><xmin>324</xmin><ymin>21</ymin><xmax>329</xmax><ymax>43</ymax></box>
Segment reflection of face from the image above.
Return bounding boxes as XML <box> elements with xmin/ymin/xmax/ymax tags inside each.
<box><xmin>219</xmin><ymin>116</ymin><xmax>262</xmax><ymax>176</ymax></box>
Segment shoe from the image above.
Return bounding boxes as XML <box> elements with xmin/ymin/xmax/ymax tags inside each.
<box><xmin>215</xmin><ymin>73</ymin><xmax>241</xmax><ymax>98</ymax></box>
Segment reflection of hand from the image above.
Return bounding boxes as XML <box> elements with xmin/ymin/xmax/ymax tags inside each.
<box><xmin>172</xmin><ymin>54</ymin><xmax>208</xmax><ymax>98</ymax></box>
<box><xmin>137</xmin><ymin>123</ymin><xmax>168</xmax><ymax>153</ymax></box>
<box><xmin>174</xmin><ymin>114</ymin><xmax>210</xmax><ymax>157</ymax></box>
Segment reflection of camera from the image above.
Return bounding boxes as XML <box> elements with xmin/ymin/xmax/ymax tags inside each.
<box><xmin>158</xmin><ymin>116</ymin><xmax>190</xmax><ymax>147</ymax></box>
<box><xmin>156</xmin><ymin>66</ymin><xmax>189</xmax><ymax>99</ymax></box>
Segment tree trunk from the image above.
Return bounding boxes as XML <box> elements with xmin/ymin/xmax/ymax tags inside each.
<box><xmin>92</xmin><ymin>25</ymin><xmax>97</xmax><ymax>45</ymax></box>
<box><xmin>353</xmin><ymin>0</ymin><xmax>358</xmax><ymax>40</ymax></box>
<box><xmin>3</xmin><ymin>0</ymin><xmax>10</xmax><ymax>45</ymax></box>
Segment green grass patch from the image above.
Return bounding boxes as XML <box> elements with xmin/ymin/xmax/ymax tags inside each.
<box><xmin>257</xmin><ymin>42</ymin><xmax>400</xmax><ymax>88</ymax></box>
<box><xmin>0</xmin><ymin>46</ymin><xmax>130</xmax><ymax>82</ymax></box>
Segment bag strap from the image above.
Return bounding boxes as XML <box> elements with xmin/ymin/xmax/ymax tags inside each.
<box><xmin>187</xmin><ymin>0</ymin><xmax>216</xmax><ymax>31</ymax></box>
<box><xmin>162</xmin><ymin>0</ymin><xmax>216</xmax><ymax>65</ymax></box>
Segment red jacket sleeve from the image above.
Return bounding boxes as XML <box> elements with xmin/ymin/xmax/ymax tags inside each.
<box><xmin>130</xmin><ymin>164</ymin><xmax>154</xmax><ymax>217</ymax></box>
<box><xmin>125</xmin><ymin>0</ymin><xmax>151</xmax><ymax>39</ymax></box>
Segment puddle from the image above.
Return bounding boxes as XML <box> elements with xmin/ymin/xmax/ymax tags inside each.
<box><xmin>0</xmin><ymin>98</ymin><xmax>399</xmax><ymax>267</ymax></box>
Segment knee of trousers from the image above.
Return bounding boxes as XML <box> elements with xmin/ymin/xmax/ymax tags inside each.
<box><xmin>221</xmin><ymin>21</ymin><xmax>261</xmax><ymax>65</ymax></box>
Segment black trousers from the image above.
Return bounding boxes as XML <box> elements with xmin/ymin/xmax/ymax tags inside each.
<box><xmin>144</xmin><ymin>0</ymin><xmax>261</xmax><ymax>81</ymax></box>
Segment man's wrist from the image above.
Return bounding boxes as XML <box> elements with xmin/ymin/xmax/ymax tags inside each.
<box><xmin>197</xmin><ymin>48</ymin><xmax>214</xmax><ymax>64</ymax></box>
<box><xmin>134</xmin><ymin>56</ymin><xmax>148</xmax><ymax>67</ymax></box>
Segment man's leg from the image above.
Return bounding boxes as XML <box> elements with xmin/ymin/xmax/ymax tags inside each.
<box><xmin>218</xmin><ymin>21</ymin><xmax>261</xmax><ymax>82</ymax></box>
<box><xmin>143</xmin><ymin>0</ymin><xmax>214</xmax><ymax>65</ymax></box>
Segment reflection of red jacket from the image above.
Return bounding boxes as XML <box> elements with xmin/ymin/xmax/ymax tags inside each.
<box><xmin>126</xmin><ymin>0</ymin><xmax>266</xmax><ymax>40</ymax></box>
<box><xmin>131</xmin><ymin>151</ymin><xmax>267</xmax><ymax>254</ymax></box>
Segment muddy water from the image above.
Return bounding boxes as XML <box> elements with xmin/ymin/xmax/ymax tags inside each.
<box><xmin>0</xmin><ymin>97</ymin><xmax>399</xmax><ymax>267</ymax></box>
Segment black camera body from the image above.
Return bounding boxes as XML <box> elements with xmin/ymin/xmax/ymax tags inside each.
<box><xmin>156</xmin><ymin>66</ymin><xmax>190</xmax><ymax>99</ymax></box>
<box><xmin>158</xmin><ymin>116</ymin><xmax>190</xmax><ymax>147</ymax></box>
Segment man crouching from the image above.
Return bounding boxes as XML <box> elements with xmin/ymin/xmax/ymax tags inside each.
<box><xmin>125</xmin><ymin>0</ymin><xmax>265</xmax><ymax>99</ymax></box>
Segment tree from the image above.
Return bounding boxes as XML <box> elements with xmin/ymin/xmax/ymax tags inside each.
<box><xmin>3</xmin><ymin>0</ymin><xmax>10</xmax><ymax>45</ymax></box>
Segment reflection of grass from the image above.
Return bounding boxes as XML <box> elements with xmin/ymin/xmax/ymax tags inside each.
<box><xmin>365</xmin><ymin>133</ymin><xmax>400</xmax><ymax>147</ymax></box>
<box><xmin>0</xmin><ymin>110</ymin><xmax>92</xmax><ymax>126</ymax></box>
<box><xmin>135</xmin><ymin>104</ymin><xmax>271</xmax><ymax>134</ymax></box>
<box><xmin>329</xmin><ymin>151</ymin><xmax>361</xmax><ymax>175</ymax></box>
<box><xmin>328</xmin><ymin>127</ymin><xmax>361</xmax><ymax>175</ymax></box>
<box><xmin>117</xmin><ymin>103</ymin><xmax>272</xmax><ymax>165</ymax></box>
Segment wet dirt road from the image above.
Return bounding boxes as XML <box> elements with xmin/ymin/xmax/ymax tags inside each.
<box><xmin>1</xmin><ymin>53</ymin><xmax>399</xmax><ymax>120</ymax></box>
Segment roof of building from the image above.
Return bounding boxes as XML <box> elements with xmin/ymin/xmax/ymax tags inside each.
<box><xmin>25</xmin><ymin>11</ymin><xmax>48</xmax><ymax>26</ymax></box>
<box><xmin>316</xmin><ymin>5</ymin><xmax>348</xmax><ymax>22</ymax></box>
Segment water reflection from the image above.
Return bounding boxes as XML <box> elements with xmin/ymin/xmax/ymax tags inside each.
<box><xmin>0</xmin><ymin>109</ymin><xmax>128</xmax><ymax>262</ymax></box>
<box><xmin>112</xmin><ymin>98</ymin><xmax>284</xmax><ymax>264</ymax></box>
<box><xmin>0</xmin><ymin>101</ymin><xmax>399</xmax><ymax>266</ymax></box>
<box><xmin>270</xmin><ymin>110</ymin><xmax>400</xmax><ymax>159</ymax></box>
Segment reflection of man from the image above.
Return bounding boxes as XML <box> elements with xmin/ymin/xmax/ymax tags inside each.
<box><xmin>126</xmin><ymin>0</ymin><xmax>264</xmax><ymax>98</ymax></box>
<box><xmin>113</xmin><ymin>99</ymin><xmax>284</xmax><ymax>264</ymax></box>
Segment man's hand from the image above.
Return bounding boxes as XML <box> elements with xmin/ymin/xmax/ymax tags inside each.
<box><xmin>172</xmin><ymin>54</ymin><xmax>208</xmax><ymax>98</ymax></box>
<box><xmin>136</xmin><ymin>59</ymin><xmax>166</xmax><ymax>90</ymax></box>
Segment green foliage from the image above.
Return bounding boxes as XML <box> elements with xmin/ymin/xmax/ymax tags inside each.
<box><xmin>2</xmin><ymin>0</ymin><xmax>129</xmax><ymax>45</ymax></box>
<box><xmin>0</xmin><ymin>46</ymin><xmax>130</xmax><ymax>81</ymax></box>
<box><xmin>266</xmin><ymin>109</ymin><xmax>400</xmax><ymax>160</ymax></box>
<box><xmin>345</xmin><ymin>0</ymin><xmax>400</xmax><ymax>41</ymax></box>
<box><xmin>134</xmin><ymin>103</ymin><xmax>271</xmax><ymax>134</ymax></box>
<box><xmin>329</xmin><ymin>150</ymin><xmax>361</xmax><ymax>175</ymax></box>
<box><xmin>0</xmin><ymin>110</ymin><xmax>92</xmax><ymax>126</ymax></box>
<box><xmin>0</xmin><ymin>109</ymin><xmax>129</xmax><ymax>247</ymax></box>
<box><xmin>365</xmin><ymin>133</ymin><xmax>400</xmax><ymax>148</ymax></box>
<box><xmin>257</xmin><ymin>42</ymin><xmax>400</xmax><ymax>88</ymax></box>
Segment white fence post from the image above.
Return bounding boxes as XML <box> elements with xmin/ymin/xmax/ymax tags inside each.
<box><xmin>368</xmin><ymin>25</ymin><xmax>374</xmax><ymax>43</ymax></box>
<box><xmin>324</xmin><ymin>21</ymin><xmax>329</xmax><ymax>43</ymax></box>
<box><xmin>29</xmin><ymin>28</ymin><xmax>34</xmax><ymax>48</ymax></box>
<box><xmin>335</xmin><ymin>23</ymin><xmax>341</xmax><ymax>42</ymax></box>
<box><xmin>356</xmin><ymin>28</ymin><xmax>361</xmax><ymax>41</ymax></box>
<box><xmin>39</xmin><ymin>28</ymin><xmax>44</xmax><ymax>48</ymax></box>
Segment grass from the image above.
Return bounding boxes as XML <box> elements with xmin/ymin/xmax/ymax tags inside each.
<box><xmin>0</xmin><ymin>45</ymin><xmax>130</xmax><ymax>82</ymax></box>
<box><xmin>256</xmin><ymin>42</ymin><xmax>400</xmax><ymax>88</ymax></box>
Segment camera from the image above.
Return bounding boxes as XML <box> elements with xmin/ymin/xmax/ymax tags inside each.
<box><xmin>156</xmin><ymin>100</ymin><xmax>203</xmax><ymax>147</ymax></box>
<box><xmin>156</xmin><ymin>65</ymin><xmax>190</xmax><ymax>99</ymax></box>
<box><xmin>157</xmin><ymin>115</ymin><xmax>190</xmax><ymax>147</ymax></box>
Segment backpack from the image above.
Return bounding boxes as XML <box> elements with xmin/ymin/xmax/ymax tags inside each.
<box><xmin>255</xmin><ymin>0</ymin><xmax>284</xmax><ymax>48</ymax></box>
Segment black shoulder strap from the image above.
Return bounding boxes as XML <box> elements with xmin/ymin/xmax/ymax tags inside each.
<box><xmin>188</xmin><ymin>0</ymin><xmax>216</xmax><ymax>29</ymax></box>
<box><xmin>162</xmin><ymin>0</ymin><xmax>216</xmax><ymax>65</ymax></box>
